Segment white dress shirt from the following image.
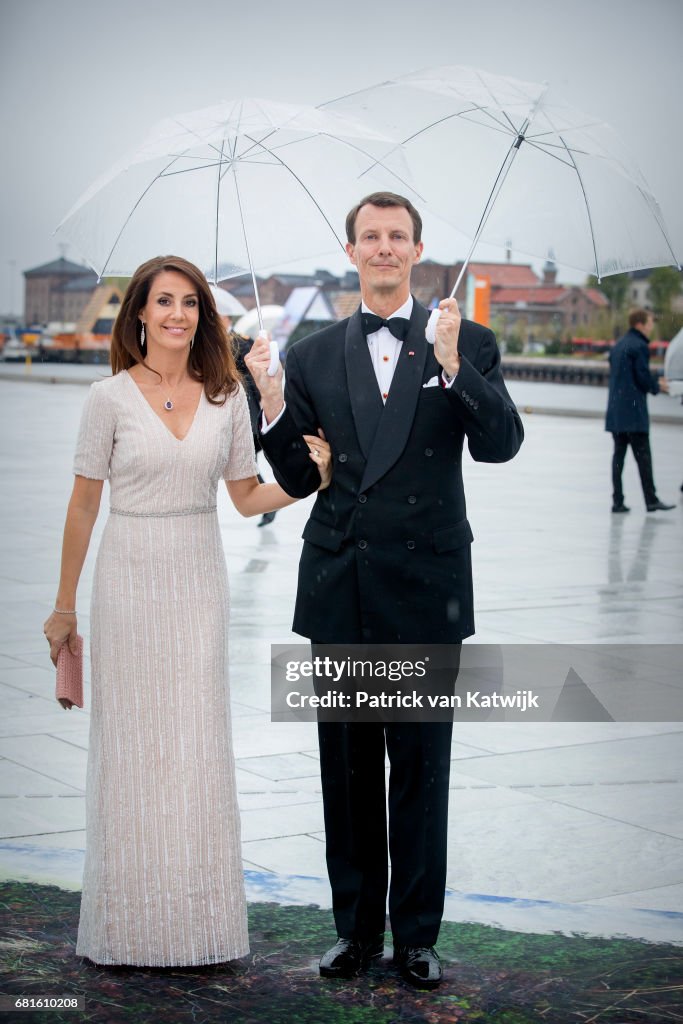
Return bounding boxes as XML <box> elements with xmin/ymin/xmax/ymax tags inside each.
<box><xmin>363</xmin><ymin>295</ymin><xmax>413</xmax><ymax>404</ymax></box>
<box><xmin>262</xmin><ymin>297</ymin><xmax>456</xmax><ymax>431</ymax></box>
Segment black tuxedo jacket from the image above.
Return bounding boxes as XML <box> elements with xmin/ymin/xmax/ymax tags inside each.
<box><xmin>260</xmin><ymin>300</ymin><xmax>523</xmax><ymax>643</ymax></box>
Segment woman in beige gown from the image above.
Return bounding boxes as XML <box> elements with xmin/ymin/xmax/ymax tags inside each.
<box><xmin>43</xmin><ymin>256</ymin><xmax>330</xmax><ymax>966</ymax></box>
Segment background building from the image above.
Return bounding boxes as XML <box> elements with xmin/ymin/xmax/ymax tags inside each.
<box><xmin>23</xmin><ymin>258</ymin><xmax>97</xmax><ymax>328</ymax></box>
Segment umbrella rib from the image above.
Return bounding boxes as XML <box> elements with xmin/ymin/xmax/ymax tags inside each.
<box><xmin>470</xmin><ymin>68</ymin><xmax>534</xmax><ymax>135</ymax></box>
<box><xmin>240</xmin><ymin>132</ymin><xmax>347</xmax><ymax>250</ymax></box>
<box><xmin>158</xmin><ymin>154</ymin><xmax>229</xmax><ymax>171</ymax></box>
<box><xmin>98</xmin><ymin>153</ymin><xmax>192</xmax><ymax>278</ymax></box>
<box><xmin>558</xmin><ymin>135</ymin><xmax>601</xmax><ymax>279</ymax></box>
<box><xmin>399</xmin><ymin>104</ymin><xmax>517</xmax><ymax>146</ymax></box>
<box><xmin>455</xmin><ymin>111</ymin><xmax>518</xmax><ymax>140</ymax></box>
<box><xmin>159</xmin><ymin>159</ymin><xmax>234</xmax><ymax>178</ymax></box>
<box><xmin>526</xmin><ymin>118</ymin><xmax>605</xmax><ymax>141</ymax></box>
<box><xmin>356</xmin><ymin>105</ymin><xmax>519</xmax><ymax>183</ymax></box>
<box><xmin>169</xmin><ymin>117</ymin><xmax>226</xmax><ymax>161</ymax></box>
<box><xmin>447</xmin><ymin>126</ymin><xmax>531</xmax><ymax>298</ymax></box>
<box><xmin>305</xmin><ymin>131</ymin><xmax>427</xmax><ymax>200</ymax></box>
<box><xmin>231</xmin><ymin>165</ymin><xmax>264</xmax><ymax>330</ymax></box>
<box><xmin>520</xmin><ymin>138</ymin><xmax>579</xmax><ymax>169</ymax></box>
<box><xmin>318</xmin><ymin>80</ymin><xmax>394</xmax><ymax>108</ymax></box>
<box><xmin>214</xmin><ymin>138</ymin><xmax>226</xmax><ymax>284</ymax></box>
<box><xmin>446</xmin><ymin>86</ymin><xmax>549</xmax><ymax>297</ymax></box>
<box><xmin>471</xmin><ymin>66</ymin><xmax>547</xmax><ymax>133</ymax></box>
<box><xmin>239</xmin><ymin>126</ymin><xmax>425</xmax><ymax>206</ymax></box>
<box><xmin>633</xmin><ymin>185</ymin><xmax>682</xmax><ymax>270</ymax></box>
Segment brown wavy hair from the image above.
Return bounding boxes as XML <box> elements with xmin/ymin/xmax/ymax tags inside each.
<box><xmin>110</xmin><ymin>256</ymin><xmax>240</xmax><ymax>404</ymax></box>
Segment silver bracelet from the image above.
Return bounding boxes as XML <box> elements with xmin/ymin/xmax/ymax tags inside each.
<box><xmin>53</xmin><ymin>607</ymin><xmax>77</xmax><ymax>615</ymax></box>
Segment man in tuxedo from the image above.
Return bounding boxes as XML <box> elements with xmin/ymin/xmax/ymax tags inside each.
<box><xmin>246</xmin><ymin>192</ymin><xmax>523</xmax><ymax>988</ymax></box>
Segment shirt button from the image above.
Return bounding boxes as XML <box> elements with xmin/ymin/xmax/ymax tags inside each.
<box><xmin>406</xmin><ymin>540</ymin><xmax>416</xmax><ymax>550</ymax></box>
<box><xmin>358</xmin><ymin>539</ymin><xmax>368</xmax><ymax>550</ymax></box>
<box><xmin>358</xmin><ymin>495</ymin><xmax>367</xmax><ymax>504</ymax></box>
<box><xmin>382</xmin><ymin>392</ymin><xmax>388</xmax><ymax>399</ymax></box>
<box><xmin>407</xmin><ymin>495</ymin><xmax>417</xmax><ymax>504</ymax></box>
<box><xmin>338</xmin><ymin>453</ymin><xmax>348</xmax><ymax>463</ymax></box>
<box><xmin>425</xmin><ymin>448</ymin><xmax>434</xmax><ymax>457</ymax></box>
<box><xmin>383</xmin><ymin>355</ymin><xmax>389</xmax><ymax>362</ymax></box>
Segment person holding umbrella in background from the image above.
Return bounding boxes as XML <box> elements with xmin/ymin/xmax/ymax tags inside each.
<box><xmin>606</xmin><ymin>308</ymin><xmax>673</xmax><ymax>513</ymax></box>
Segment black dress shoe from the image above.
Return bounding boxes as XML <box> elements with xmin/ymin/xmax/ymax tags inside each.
<box><xmin>257</xmin><ymin>510</ymin><xmax>277</xmax><ymax>527</ymax></box>
<box><xmin>393</xmin><ymin>944</ymin><xmax>442</xmax><ymax>989</ymax></box>
<box><xmin>611</xmin><ymin>503</ymin><xmax>630</xmax><ymax>513</ymax></box>
<box><xmin>319</xmin><ymin>935</ymin><xmax>384</xmax><ymax>978</ymax></box>
<box><xmin>646</xmin><ymin>500</ymin><xmax>675</xmax><ymax>511</ymax></box>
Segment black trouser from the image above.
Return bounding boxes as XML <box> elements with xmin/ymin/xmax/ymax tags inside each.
<box><xmin>317</xmin><ymin>719</ymin><xmax>454</xmax><ymax>946</ymax></box>
<box><xmin>612</xmin><ymin>431</ymin><xmax>657</xmax><ymax>506</ymax></box>
<box><xmin>313</xmin><ymin>642</ymin><xmax>460</xmax><ymax>947</ymax></box>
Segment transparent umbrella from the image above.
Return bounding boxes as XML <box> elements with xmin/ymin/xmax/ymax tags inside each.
<box><xmin>322</xmin><ymin>64</ymin><xmax>680</xmax><ymax>338</ymax></box>
<box><xmin>56</xmin><ymin>97</ymin><xmax>421</xmax><ymax>368</ymax></box>
<box><xmin>664</xmin><ymin>327</ymin><xmax>683</xmax><ymax>381</ymax></box>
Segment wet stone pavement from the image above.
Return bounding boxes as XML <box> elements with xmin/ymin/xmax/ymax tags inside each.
<box><xmin>0</xmin><ymin>376</ymin><xmax>681</xmax><ymax>944</ymax></box>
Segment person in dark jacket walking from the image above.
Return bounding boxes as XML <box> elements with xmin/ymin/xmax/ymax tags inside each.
<box><xmin>605</xmin><ymin>308</ymin><xmax>672</xmax><ymax>513</ymax></box>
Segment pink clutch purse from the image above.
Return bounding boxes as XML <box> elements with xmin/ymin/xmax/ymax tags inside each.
<box><xmin>56</xmin><ymin>635</ymin><xmax>84</xmax><ymax>709</ymax></box>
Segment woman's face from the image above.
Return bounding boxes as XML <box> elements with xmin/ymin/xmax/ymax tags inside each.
<box><xmin>139</xmin><ymin>270</ymin><xmax>200</xmax><ymax>354</ymax></box>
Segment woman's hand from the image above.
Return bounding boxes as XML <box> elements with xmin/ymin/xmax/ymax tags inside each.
<box><xmin>303</xmin><ymin>429</ymin><xmax>332</xmax><ymax>490</ymax></box>
<box><xmin>43</xmin><ymin>611</ymin><xmax>78</xmax><ymax>668</ymax></box>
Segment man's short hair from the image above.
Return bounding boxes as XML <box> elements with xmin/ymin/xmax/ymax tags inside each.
<box><xmin>628</xmin><ymin>308</ymin><xmax>652</xmax><ymax>329</ymax></box>
<box><xmin>345</xmin><ymin>192</ymin><xmax>423</xmax><ymax>245</ymax></box>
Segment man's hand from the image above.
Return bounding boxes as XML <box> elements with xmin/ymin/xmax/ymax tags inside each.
<box><xmin>659</xmin><ymin>375</ymin><xmax>670</xmax><ymax>394</ymax></box>
<box><xmin>434</xmin><ymin>298</ymin><xmax>461</xmax><ymax>378</ymax></box>
<box><xmin>244</xmin><ymin>333</ymin><xmax>285</xmax><ymax>423</ymax></box>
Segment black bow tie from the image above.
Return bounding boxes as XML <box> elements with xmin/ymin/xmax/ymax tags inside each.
<box><xmin>361</xmin><ymin>313</ymin><xmax>411</xmax><ymax>341</ymax></box>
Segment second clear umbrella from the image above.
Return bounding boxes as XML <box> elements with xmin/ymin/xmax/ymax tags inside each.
<box><xmin>322</xmin><ymin>63</ymin><xmax>680</xmax><ymax>289</ymax></box>
<box><xmin>56</xmin><ymin>97</ymin><xmax>422</xmax><ymax>341</ymax></box>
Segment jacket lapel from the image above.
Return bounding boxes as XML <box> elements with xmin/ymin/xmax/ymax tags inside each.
<box><xmin>345</xmin><ymin>308</ymin><xmax>384</xmax><ymax>459</ymax></box>
<box><xmin>359</xmin><ymin>301</ymin><xmax>429</xmax><ymax>493</ymax></box>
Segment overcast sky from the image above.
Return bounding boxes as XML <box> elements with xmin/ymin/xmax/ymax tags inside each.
<box><xmin>1</xmin><ymin>0</ymin><xmax>682</xmax><ymax>315</ymax></box>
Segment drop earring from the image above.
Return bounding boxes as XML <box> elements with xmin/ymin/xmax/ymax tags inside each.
<box><xmin>190</xmin><ymin>335</ymin><xmax>195</xmax><ymax>350</ymax></box>
<box><xmin>139</xmin><ymin>322</ymin><xmax>146</xmax><ymax>353</ymax></box>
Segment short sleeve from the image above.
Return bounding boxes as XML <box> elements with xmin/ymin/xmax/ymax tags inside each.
<box><xmin>73</xmin><ymin>381</ymin><xmax>116</xmax><ymax>480</ymax></box>
<box><xmin>223</xmin><ymin>383</ymin><xmax>259</xmax><ymax>482</ymax></box>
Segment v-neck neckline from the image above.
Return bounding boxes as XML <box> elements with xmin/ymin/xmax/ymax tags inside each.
<box><xmin>124</xmin><ymin>369</ymin><xmax>204</xmax><ymax>443</ymax></box>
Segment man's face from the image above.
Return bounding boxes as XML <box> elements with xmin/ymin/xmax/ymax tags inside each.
<box><xmin>640</xmin><ymin>314</ymin><xmax>655</xmax><ymax>338</ymax></box>
<box><xmin>345</xmin><ymin>204</ymin><xmax>423</xmax><ymax>299</ymax></box>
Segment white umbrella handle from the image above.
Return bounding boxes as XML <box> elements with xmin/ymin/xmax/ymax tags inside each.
<box><xmin>425</xmin><ymin>308</ymin><xmax>441</xmax><ymax>345</ymax></box>
<box><xmin>260</xmin><ymin>331</ymin><xmax>280</xmax><ymax>376</ymax></box>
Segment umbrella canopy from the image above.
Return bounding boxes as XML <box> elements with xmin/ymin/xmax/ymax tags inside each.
<box><xmin>233</xmin><ymin>305</ymin><xmax>284</xmax><ymax>340</ymax></box>
<box><xmin>322</xmin><ymin>65</ymin><xmax>680</xmax><ymax>282</ymax></box>
<box><xmin>208</xmin><ymin>284</ymin><xmax>247</xmax><ymax>318</ymax></box>
<box><xmin>664</xmin><ymin>326</ymin><xmax>683</xmax><ymax>380</ymax></box>
<box><xmin>55</xmin><ymin>97</ymin><xmax>420</xmax><ymax>288</ymax></box>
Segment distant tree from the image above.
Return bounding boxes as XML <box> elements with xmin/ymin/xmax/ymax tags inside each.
<box><xmin>655</xmin><ymin>311</ymin><xmax>683</xmax><ymax>343</ymax></box>
<box><xmin>505</xmin><ymin>334</ymin><xmax>524</xmax><ymax>355</ymax></box>
<box><xmin>581</xmin><ymin>309</ymin><xmax>614</xmax><ymax>343</ymax></box>
<box><xmin>586</xmin><ymin>273</ymin><xmax>630</xmax><ymax>313</ymax></box>
<box><xmin>545</xmin><ymin>338</ymin><xmax>573</xmax><ymax>356</ymax></box>
<box><xmin>647</xmin><ymin>267</ymin><xmax>683</xmax><ymax>316</ymax></box>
